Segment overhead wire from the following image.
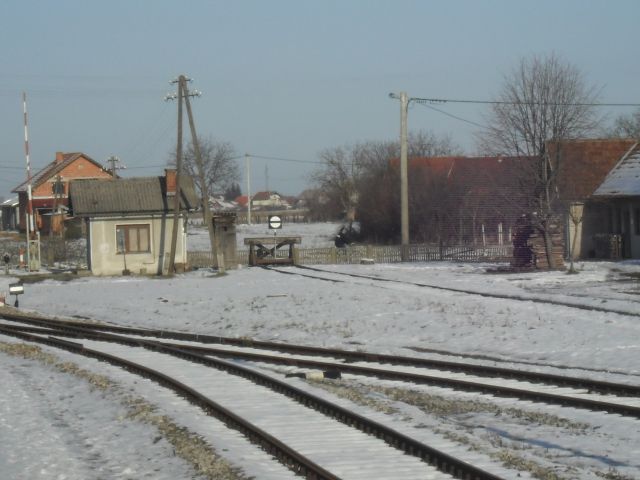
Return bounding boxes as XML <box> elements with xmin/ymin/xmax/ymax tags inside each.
<box><xmin>414</xmin><ymin>102</ymin><xmax>490</xmax><ymax>130</ymax></box>
<box><xmin>412</xmin><ymin>97</ymin><xmax>640</xmax><ymax>107</ymax></box>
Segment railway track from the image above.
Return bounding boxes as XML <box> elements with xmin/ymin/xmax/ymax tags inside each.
<box><xmin>3</xmin><ymin>313</ymin><xmax>640</xmax><ymax>420</ymax></box>
<box><xmin>270</xmin><ymin>265</ymin><xmax>640</xmax><ymax>318</ymax></box>
<box><xmin>0</xmin><ymin>322</ymin><xmax>506</xmax><ymax>480</ymax></box>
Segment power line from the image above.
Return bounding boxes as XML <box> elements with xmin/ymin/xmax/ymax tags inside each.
<box><xmin>415</xmin><ymin>102</ymin><xmax>489</xmax><ymax>130</ymax></box>
<box><xmin>125</xmin><ymin>164</ymin><xmax>168</xmax><ymax>170</ymax></box>
<box><xmin>412</xmin><ymin>97</ymin><xmax>640</xmax><ymax>107</ymax></box>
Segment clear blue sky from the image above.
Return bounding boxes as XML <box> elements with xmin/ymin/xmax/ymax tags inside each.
<box><xmin>1</xmin><ymin>0</ymin><xmax>639</xmax><ymax>200</ymax></box>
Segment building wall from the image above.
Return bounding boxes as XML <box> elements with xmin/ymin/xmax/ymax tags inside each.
<box><xmin>87</xmin><ymin>215</ymin><xmax>187</xmax><ymax>276</ymax></box>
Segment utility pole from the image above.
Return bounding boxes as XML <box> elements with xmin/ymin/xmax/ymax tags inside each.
<box><xmin>245</xmin><ymin>153</ymin><xmax>252</xmax><ymax>225</ymax></box>
<box><xmin>181</xmin><ymin>77</ymin><xmax>223</xmax><ymax>272</ymax></box>
<box><xmin>165</xmin><ymin>78</ymin><xmax>184</xmax><ymax>275</ymax></box>
<box><xmin>107</xmin><ymin>155</ymin><xmax>126</xmax><ymax>177</ymax></box>
<box><xmin>389</xmin><ymin>92</ymin><xmax>410</xmax><ymax>259</ymax></box>
<box><xmin>400</xmin><ymin>92</ymin><xmax>409</xmax><ymax>251</ymax></box>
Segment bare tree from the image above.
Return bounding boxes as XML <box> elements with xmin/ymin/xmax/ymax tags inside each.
<box><xmin>607</xmin><ymin>108</ymin><xmax>640</xmax><ymax>138</ymax></box>
<box><xmin>408</xmin><ymin>131</ymin><xmax>463</xmax><ymax>157</ymax></box>
<box><xmin>478</xmin><ymin>52</ymin><xmax>600</xmax><ymax>268</ymax></box>
<box><xmin>311</xmin><ymin>144</ymin><xmax>371</xmax><ymax>223</ymax></box>
<box><xmin>170</xmin><ymin>136</ymin><xmax>240</xmax><ymax>199</ymax></box>
<box><xmin>311</xmin><ymin>131</ymin><xmax>463</xmax><ymax>224</ymax></box>
<box><xmin>310</xmin><ymin>131</ymin><xmax>463</xmax><ymax>243</ymax></box>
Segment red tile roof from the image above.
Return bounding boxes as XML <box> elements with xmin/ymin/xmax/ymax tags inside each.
<box><xmin>548</xmin><ymin>139</ymin><xmax>637</xmax><ymax>201</ymax></box>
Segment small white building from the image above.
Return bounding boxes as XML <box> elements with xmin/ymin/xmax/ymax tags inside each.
<box><xmin>69</xmin><ymin>170</ymin><xmax>198</xmax><ymax>276</ymax></box>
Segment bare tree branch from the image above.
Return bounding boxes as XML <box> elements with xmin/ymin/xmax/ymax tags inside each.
<box><xmin>477</xmin><ymin>53</ymin><xmax>601</xmax><ymax>268</ymax></box>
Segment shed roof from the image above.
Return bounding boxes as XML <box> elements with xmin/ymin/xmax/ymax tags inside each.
<box><xmin>592</xmin><ymin>142</ymin><xmax>640</xmax><ymax>197</ymax></box>
<box><xmin>70</xmin><ymin>176</ymin><xmax>198</xmax><ymax>217</ymax></box>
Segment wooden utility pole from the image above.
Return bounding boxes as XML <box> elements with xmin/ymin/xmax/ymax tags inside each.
<box><xmin>399</xmin><ymin>91</ymin><xmax>410</xmax><ymax>256</ymax></box>
<box><xmin>389</xmin><ymin>91</ymin><xmax>411</xmax><ymax>259</ymax></box>
<box><xmin>182</xmin><ymin>78</ymin><xmax>223</xmax><ymax>272</ymax></box>
<box><xmin>167</xmin><ymin>78</ymin><xmax>184</xmax><ymax>275</ymax></box>
<box><xmin>245</xmin><ymin>153</ymin><xmax>252</xmax><ymax>225</ymax></box>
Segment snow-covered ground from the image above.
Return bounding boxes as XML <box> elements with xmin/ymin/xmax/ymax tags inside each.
<box><xmin>1</xmin><ymin>222</ymin><xmax>639</xmax><ymax>479</ymax></box>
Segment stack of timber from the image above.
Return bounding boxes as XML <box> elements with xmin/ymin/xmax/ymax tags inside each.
<box><xmin>530</xmin><ymin>231</ymin><xmax>565</xmax><ymax>270</ymax></box>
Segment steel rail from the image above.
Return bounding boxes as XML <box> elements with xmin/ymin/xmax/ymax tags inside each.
<box><xmin>278</xmin><ymin>265</ymin><xmax>640</xmax><ymax>319</ymax></box>
<box><xmin>0</xmin><ymin>324</ymin><xmax>505</xmax><ymax>480</ymax></box>
<box><xmin>3</xmin><ymin>321</ymin><xmax>640</xmax><ymax>420</ymax></box>
<box><xmin>2</xmin><ymin>311</ymin><xmax>639</xmax><ymax>398</ymax></box>
<box><xmin>0</xmin><ymin>326</ymin><xmax>339</xmax><ymax>480</ymax></box>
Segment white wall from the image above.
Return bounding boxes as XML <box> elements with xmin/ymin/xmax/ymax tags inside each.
<box><xmin>88</xmin><ymin>215</ymin><xmax>187</xmax><ymax>276</ymax></box>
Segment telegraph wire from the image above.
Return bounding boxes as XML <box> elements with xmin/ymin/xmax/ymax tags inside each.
<box><xmin>412</xmin><ymin>97</ymin><xmax>640</xmax><ymax>108</ymax></box>
<box><xmin>415</xmin><ymin>102</ymin><xmax>489</xmax><ymax>130</ymax></box>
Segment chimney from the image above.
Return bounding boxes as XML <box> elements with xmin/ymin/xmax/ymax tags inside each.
<box><xmin>55</xmin><ymin>152</ymin><xmax>64</xmax><ymax>164</ymax></box>
<box><xmin>165</xmin><ymin>168</ymin><xmax>177</xmax><ymax>196</ymax></box>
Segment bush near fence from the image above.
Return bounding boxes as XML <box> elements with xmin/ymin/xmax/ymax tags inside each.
<box><xmin>187</xmin><ymin>244</ymin><xmax>513</xmax><ymax>268</ymax></box>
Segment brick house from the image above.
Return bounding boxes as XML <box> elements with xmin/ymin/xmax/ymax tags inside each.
<box><xmin>11</xmin><ymin>151</ymin><xmax>114</xmax><ymax>233</ymax></box>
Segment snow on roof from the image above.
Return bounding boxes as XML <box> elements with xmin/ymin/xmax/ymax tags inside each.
<box><xmin>593</xmin><ymin>142</ymin><xmax>640</xmax><ymax>197</ymax></box>
<box><xmin>1</xmin><ymin>197</ymin><xmax>19</xmax><ymax>207</ymax></box>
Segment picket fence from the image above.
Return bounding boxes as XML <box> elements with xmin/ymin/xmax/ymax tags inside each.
<box><xmin>187</xmin><ymin>244</ymin><xmax>513</xmax><ymax>269</ymax></box>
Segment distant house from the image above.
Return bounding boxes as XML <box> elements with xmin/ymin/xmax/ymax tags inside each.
<box><xmin>69</xmin><ymin>169</ymin><xmax>198</xmax><ymax>276</ymax></box>
<box><xmin>234</xmin><ymin>195</ymin><xmax>249</xmax><ymax>208</ymax></box>
<box><xmin>0</xmin><ymin>197</ymin><xmax>19</xmax><ymax>231</ymax></box>
<box><xmin>209</xmin><ymin>195</ymin><xmax>238</xmax><ymax>212</ymax></box>
<box><xmin>11</xmin><ymin>151</ymin><xmax>114</xmax><ymax>233</ymax></box>
<box><xmin>251</xmin><ymin>191</ymin><xmax>290</xmax><ymax>209</ymax></box>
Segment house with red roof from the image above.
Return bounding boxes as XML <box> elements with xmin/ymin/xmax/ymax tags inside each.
<box><xmin>394</xmin><ymin>140</ymin><xmax>640</xmax><ymax>259</ymax></box>
<box><xmin>250</xmin><ymin>191</ymin><xmax>290</xmax><ymax>209</ymax></box>
<box><xmin>394</xmin><ymin>155</ymin><xmax>538</xmax><ymax>245</ymax></box>
<box><xmin>547</xmin><ymin>138</ymin><xmax>638</xmax><ymax>259</ymax></box>
<box><xmin>11</xmin><ymin>151</ymin><xmax>114</xmax><ymax>233</ymax></box>
<box><xmin>579</xmin><ymin>140</ymin><xmax>640</xmax><ymax>258</ymax></box>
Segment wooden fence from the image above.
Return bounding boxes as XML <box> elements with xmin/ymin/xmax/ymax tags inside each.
<box><xmin>188</xmin><ymin>244</ymin><xmax>513</xmax><ymax>269</ymax></box>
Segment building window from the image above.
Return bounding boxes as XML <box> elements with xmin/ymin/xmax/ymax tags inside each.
<box><xmin>116</xmin><ymin>224</ymin><xmax>150</xmax><ymax>253</ymax></box>
<box><xmin>635</xmin><ymin>208</ymin><xmax>640</xmax><ymax>235</ymax></box>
